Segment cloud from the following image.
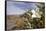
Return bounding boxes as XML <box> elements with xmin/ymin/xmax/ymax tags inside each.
<box><xmin>7</xmin><ymin>1</ymin><xmax>27</xmax><ymax>15</ymax></box>
<box><xmin>7</xmin><ymin>1</ymin><xmax>37</xmax><ymax>15</ymax></box>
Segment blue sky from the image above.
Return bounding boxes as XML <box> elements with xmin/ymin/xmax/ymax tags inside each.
<box><xmin>7</xmin><ymin>1</ymin><xmax>37</xmax><ymax>15</ymax></box>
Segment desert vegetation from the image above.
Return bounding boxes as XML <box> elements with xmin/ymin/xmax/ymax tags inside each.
<box><xmin>7</xmin><ymin>3</ymin><xmax>45</xmax><ymax>30</ymax></box>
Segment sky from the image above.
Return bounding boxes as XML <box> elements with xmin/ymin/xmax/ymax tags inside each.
<box><xmin>7</xmin><ymin>1</ymin><xmax>37</xmax><ymax>15</ymax></box>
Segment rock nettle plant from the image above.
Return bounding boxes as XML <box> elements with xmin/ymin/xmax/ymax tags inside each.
<box><xmin>11</xmin><ymin>3</ymin><xmax>45</xmax><ymax>30</ymax></box>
